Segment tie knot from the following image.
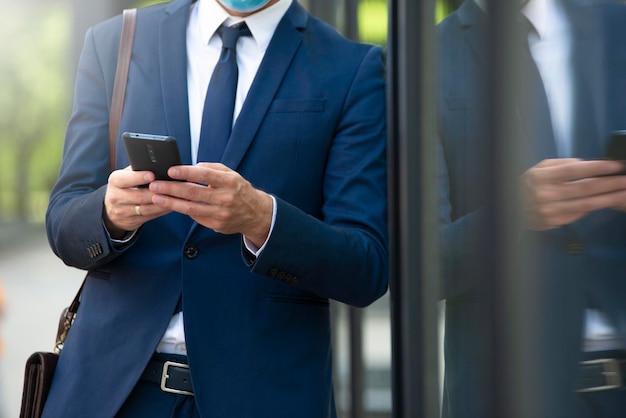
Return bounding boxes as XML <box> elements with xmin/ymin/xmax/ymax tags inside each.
<box><xmin>217</xmin><ymin>22</ymin><xmax>251</xmax><ymax>50</ymax></box>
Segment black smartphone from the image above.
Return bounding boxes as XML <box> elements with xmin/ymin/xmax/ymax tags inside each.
<box><xmin>604</xmin><ymin>130</ymin><xmax>626</xmax><ymax>175</ymax></box>
<box><xmin>606</xmin><ymin>130</ymin><xmax>626</xmax><ymax>161</ymax></box>
<box><xmin>122</xmin><ymin>132</ymin><xmax>183</xmax><ymax>182</ymax></box>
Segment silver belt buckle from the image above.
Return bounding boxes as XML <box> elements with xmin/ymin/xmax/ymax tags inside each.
<box><xmin>160</xmin><ymin>360</ymin><xmax>193</xmax><ymax>396</ymax></box>
<box><xmin>578</xmin><ymin>358</ymin><xmax>623</xmax><ymax>393</ymax></box>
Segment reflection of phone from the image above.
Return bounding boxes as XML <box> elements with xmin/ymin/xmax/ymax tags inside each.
<box><xmin>122</xmin><ymin>132</ymin><xmax>182</xmax><ymax>182</ymax></box>
<box><xmin>604</xmin><ymin>131</ymin><xmax>626</xmax><ymax>175</ymax></box>
<box><xmin>606</xmin><ymin>131</ymin><xmax>626</xmax><ymax>161</ymax></box>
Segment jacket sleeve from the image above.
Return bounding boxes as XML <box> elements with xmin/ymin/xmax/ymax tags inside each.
<box><xmin>46</xmin><ymin>19</ymin><xmax>135</xmax><ymax>270</ymax></box>
<box><xmin>438</xmin><ymin>135</ymin><xmax>490</xmax><ymax>301</ymax></box>
<box><xmin>249</xmin><ymin>46</ymin><xmax>388</xmax><ymax>308</ymax></box>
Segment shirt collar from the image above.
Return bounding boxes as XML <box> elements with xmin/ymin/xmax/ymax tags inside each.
<box><xmin>197</xmin><ymin>0</ymin><xmax>292</xmax><ymax>52</ymax></box>
<box><xmin>472</xmin><ymin>0</ymin><xmax>551</xmax><ymax>40</ymax></box>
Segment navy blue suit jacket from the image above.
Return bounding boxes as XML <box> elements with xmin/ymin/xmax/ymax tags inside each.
<box><xmin>43</xmin><ymin>1</ymin><xmax>388</xmax><ymax>416</ymax></box>
<box><xmin>438</xmin><ymin>1</ymin><xmax>626</xmax><ymax>417</ymax></box>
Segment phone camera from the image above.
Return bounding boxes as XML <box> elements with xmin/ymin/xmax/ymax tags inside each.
<box><xmin>147</xmin><ymin>144</ymin><xmax>158</xmax><ymax>163</ymax></box>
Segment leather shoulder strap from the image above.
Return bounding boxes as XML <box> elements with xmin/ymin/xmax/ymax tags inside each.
<box><xmin>109</xmin><ymin>8</ymin><xmax>137</xmax><ymax>172</ymax></box>
<box><xmin>56</xmin><ymin>8</ymin><xmax>138</xmax><ymax>352</ymax></box>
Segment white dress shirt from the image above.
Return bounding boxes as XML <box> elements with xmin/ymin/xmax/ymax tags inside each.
<box><xmin>157</xmin><ymin>0</ymin><xmax>292</xmax><ymax>355</ymax></box>
<box><xmin>523</xmin><ymin>0</ymin><xmax>573</xmax><ymax>158</ymax></box>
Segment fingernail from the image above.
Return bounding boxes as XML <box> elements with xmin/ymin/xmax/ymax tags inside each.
<box><xmin>170</xmin><ymin>168</ymin><xmax>179</xmax><ymax>177</ymax></box>
<box><xmin>153</xmin><ymin>195</ymin><xmax>164</xmax><ymax>205</ymax></box>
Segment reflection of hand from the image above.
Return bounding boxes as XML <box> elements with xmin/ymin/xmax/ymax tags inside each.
<box><xmin>149</xmin><ymin>163</ymin><xmax>274</xmax><ymax>248</ymax></box>
<box><xmin>103</xmin><ymin>166</ymin><xmax>171</xmax><ymax>238</ymax></box>
<box><xmin>521</xmin><ymin>158</ymin><xmax>626</xmax><ymax>230</ymax></box>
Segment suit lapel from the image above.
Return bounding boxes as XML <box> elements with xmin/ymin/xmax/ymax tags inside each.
<box><xmin>458</xmin><ymin>0</ymin><xmax>488</xmax><ymax>74</ymax></box>
<box><xmin>160</xmin><ymin>0</ymin><xmax>194</xmax><ymax>165</ymax></box>
<box><xmin>220</xmin><ymin>2</ymin><xmax>308</xmax><ymax>170</ymax></box>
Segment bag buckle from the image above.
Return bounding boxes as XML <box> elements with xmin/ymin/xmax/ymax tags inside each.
<box><xmin>578</xmin><ymin>358</ymin><xmax>623</xmax><ymax>393</ymax></box>
<box><xmin>160</xmin><ymin>361</ymin><xmax>193</xmax><ymax>396</ymax></box>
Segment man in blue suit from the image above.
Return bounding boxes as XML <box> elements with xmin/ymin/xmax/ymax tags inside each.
<box><xmin>43</xmin><ymin>0</ymin><xmax>388</xmax><ymax>416</ymax></box>
<box><xmin>438</xmin><ymin>0</ymin><xmax>626</xmax><ymax>417</ymax></box>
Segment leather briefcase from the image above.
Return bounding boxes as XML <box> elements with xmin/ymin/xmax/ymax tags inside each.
<box><xmin>19</xmin><ymin>304</ymin><xmax>76</xmax><ymax>418</ymax></box>
<box><xmin>19</xmin><ymin>352</ymin><xmax>59</xmax><ymax>418</ymax></box>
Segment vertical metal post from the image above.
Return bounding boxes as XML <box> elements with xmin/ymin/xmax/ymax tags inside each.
<box><xmin>344</xmin><ymin>2</ymin><xmax>364</xmax><ymax>416</ymax></box>
<box><xmin>344</xmin><ymin>0</ymin><xmax>360</xmax><ymax>41</ymax></box>
<box><xmin>483</xmin><ymin>0</ymin><xmax>526</xmax><ymax>416</ymax></box>
<box><xmin>349</xmin><ymin>308</ymin><xmax>364</xmax><ymax>418</ymax></box>
<box><xmin>387</xmin><ymin>0</ymin><xmax>439</xmax><ymax>417</ymax></box>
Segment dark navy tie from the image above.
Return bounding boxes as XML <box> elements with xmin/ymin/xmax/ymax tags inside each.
<box><xmin>197</xmin><ymin>22</ymin><xmax>251</xmax><ymax>163</ymax></box>
<box><xmin>518</xmin><ymin>15</ymin><xmax>557</xmax><ymax>164</ymax></box>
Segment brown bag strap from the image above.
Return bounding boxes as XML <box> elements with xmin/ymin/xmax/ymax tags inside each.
<box><xmin>109</xmin><ymin>8</ymin><xmax>137</xmax><ymax>171</ymax></box>
<box><xmin>55</xmin><ymin>8</ymin><xmax>137</xmax><ymax>353</ymax></box>
<box><xmin>55</xmin><ymin>282</ymin><xmax>84</xmax><ymax>353</ymax></box>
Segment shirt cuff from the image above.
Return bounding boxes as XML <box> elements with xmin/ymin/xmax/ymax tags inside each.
<box><xmin>103</xmin><ymin>220</ymin><xmax>138</xmax><ymax>248</ymax></box>
<box><xmin>243</xmin><ymin>195</ymin><xmax>277</xmax><ymax>257</ymax></box>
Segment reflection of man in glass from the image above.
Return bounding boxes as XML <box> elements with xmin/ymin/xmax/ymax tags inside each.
<box><xmin>438</xmin><ymin>0</ymin><xmax>626</xmax><ymax>416</ymax></box>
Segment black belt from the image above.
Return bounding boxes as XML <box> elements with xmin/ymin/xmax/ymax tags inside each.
<box><xmin>578</xmin><ymin>358</ymin><xmax>626</xmax><ymax>393</ymax></box>
<box><xmin>140</xmin><ymin>358</ymin><xmax>194</xmax><ymax>396</ymax></box>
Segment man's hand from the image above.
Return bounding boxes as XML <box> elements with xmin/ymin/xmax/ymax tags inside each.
<box><xmin>103</xmin><ymin>166</ymin><xmax>171</xmax><ymax>238</ymax></box>
<box><xmin>522</xmin><ymin>158</ymin><xmax>626</xmax><ymax>230</ymax></box>
<box><xmin>149</xmin><ymin>163</ymin><xmax>274</xmax><ymax>248</ymax></box>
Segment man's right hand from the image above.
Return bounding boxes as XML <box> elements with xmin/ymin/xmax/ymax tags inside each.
<box><xmin>103</xmin><ymin>166</ymin><xmax>171</xmax><ymax>238</ymax></box>
<box><xmin>522</xmin><ymin>158</ymin><xmax>626</xmax><ymax>230</ymax></box>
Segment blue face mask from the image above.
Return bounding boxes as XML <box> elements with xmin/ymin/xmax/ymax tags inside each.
<box><xmin>217</xmin><ymin>0</ymin><xmax>272</xmax><ymax>13</ymax></box>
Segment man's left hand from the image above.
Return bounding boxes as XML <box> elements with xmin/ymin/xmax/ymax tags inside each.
<box><xmin>149</xmin><ymin>163</ymin><xmax>273</xmax><ymax>248</ymax></box>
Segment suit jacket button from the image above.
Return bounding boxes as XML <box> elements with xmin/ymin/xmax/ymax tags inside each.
<box><xmin>566</xmin><ymin>241</ymin><xmax>584</xmax><ymax>255</ymax></box>
<box><xmin>268</xmin><ymin>267</ymin><xmax>279</xmax><ymax>278</ymax></box>
<box><xmin>184</xmin><ymin>244</ymin><xmax>199</xmax><ymax>259</ymax></box>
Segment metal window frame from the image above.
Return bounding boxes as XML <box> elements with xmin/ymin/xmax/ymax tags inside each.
<box><xmin>387</xmin><ymin>0</ymin><xmax>440</xmax><ymax>416</ymax></box>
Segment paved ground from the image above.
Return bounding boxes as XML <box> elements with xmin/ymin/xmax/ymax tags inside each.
<box><xmin>0</xmin><ymin>223</ymin><xmax>83</xmax><ymax>418</ymax></box>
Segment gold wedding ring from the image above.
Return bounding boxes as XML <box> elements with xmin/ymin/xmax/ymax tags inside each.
<box><xmin>134</xmin><ymin>205</ymin><xmax>143</xmax><ymax>216</ymax></box>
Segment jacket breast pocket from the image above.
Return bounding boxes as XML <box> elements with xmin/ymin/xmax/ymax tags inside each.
<box><xmin>268</xmin><ymin>99</ymin><xmax>326</xmax><ymax>113</ymax></box>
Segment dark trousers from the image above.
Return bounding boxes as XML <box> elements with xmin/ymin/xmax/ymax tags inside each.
<box><xmin>576</xmin><ymin>350</ymin><xmax>626</xmax><ymax>418</ymax></box>
<box><xmin>115</xmin><ymin>354</ymin><xmax>200</xmax><ymax>418</ymax></box>
<box><xmin>577</xmin><ymin>388</ymin><xmax>626</xmax><ymax>418</ymax></box>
